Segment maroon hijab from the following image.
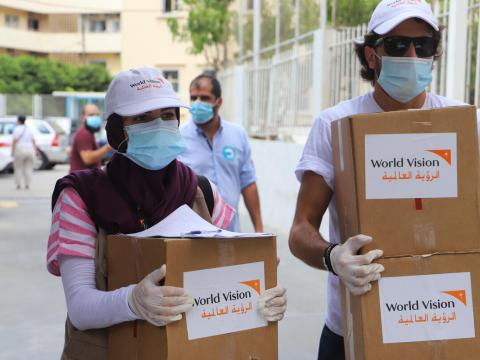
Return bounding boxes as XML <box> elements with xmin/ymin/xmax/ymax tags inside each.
<box><xmin>52</xmin><ymin>113</ymin><xmax>198</xmax><ymax>234</ymax></box>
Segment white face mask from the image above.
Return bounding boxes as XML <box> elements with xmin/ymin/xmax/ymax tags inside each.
<box><xmin>377</xmin><ymin>56</ymin><xmax>433</xmax><ymax>103</ymax></box>
<box><xmin>117</xmin><ymin>119</ymin><xmax>186</xmax><ymax>170</ymax></box>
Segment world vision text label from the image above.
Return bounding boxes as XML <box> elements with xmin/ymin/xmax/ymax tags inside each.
<box><xmin>183</xmin><ymin>261</ymin><xmax>267</xmax><ymax>340</ymax></box>
<box><xmin>378</xmin><ymin>272</ymin><xmax>475</xmax><ymax>343</ymax></box>
<box><xmin>365</xmin><ymin>133</ymin><xmax>457</xmax><ymax>199</ymax></box>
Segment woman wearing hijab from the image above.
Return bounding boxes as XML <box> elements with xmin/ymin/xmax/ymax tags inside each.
<box><xmin>46</xmin><ymin>68</ymin><xmax>286</xmax><ymax>359</ymax></box>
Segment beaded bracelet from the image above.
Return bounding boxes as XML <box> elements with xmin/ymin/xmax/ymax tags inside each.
<box><xmin>323</xmin><ymin>243</ymin><xmax>339</xmax><ymax>275</ymax></box>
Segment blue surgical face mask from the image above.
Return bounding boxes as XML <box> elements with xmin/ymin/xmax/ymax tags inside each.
<box><xmin>377</xmin><ymin>56</ymin><xmax>433</xmax><ymax>103</ymax></box>
<box><xmin>86</xmin><ymin>115</ymin><xmax>102</xmax><ymax>129</ymax></box>
<box><xmin>121</xmin><ymin>118</ymin><xmax>186</xmax><ymax>170</ymax></box>
<box><xmin>190</xmin><ymin>101</ymin><xmax>214</xmax><ymax>124</ymax></box>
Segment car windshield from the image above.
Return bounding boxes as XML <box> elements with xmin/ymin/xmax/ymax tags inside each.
<box><xmin>35</xmin><ymin>122</ymin><xmax>51</xmax><ymax>134</ymax></box>
<box><xmin>0</xmin><ymin>122</ymin><xmax>16</xmax><ymax>135</ymax></box>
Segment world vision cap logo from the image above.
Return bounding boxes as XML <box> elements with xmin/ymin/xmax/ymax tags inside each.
<box><xmin>442</xmin><ymin>290</ymin><xmax>467</xmax><ymax>306</ymax></box>
<box><xmin>426</xmin><ymin>149</ymin><xmax>452</xmax><ymax>165</ymax></box>
<box><xmin>387</xmin><ymin>0</ymin><xmax>422</xmax><ymax>8</ymax></box>
<box><xmin>129</xmin><ymin>76</ymin><xmax>169</xmax><ymax>91</ymax></box>
<box><xmin>240</xmin><ymin>279</ymin><xmax>261</xmax><ymax>295</ymax></box>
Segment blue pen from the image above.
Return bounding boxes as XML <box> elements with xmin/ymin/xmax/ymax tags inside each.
<box><xmin>184</xmin><ymin>229</ymin><xmax>222</xmax><ymax>235</ymax></box>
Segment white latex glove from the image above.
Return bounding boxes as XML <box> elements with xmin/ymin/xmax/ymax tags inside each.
<box><xmin>257</xmin><ymin>285</ymin><xmax>287</xmax><ymax>322</ymax></box>
<box><xmin>330</xmin><ymin>234</ymin><xmax>384</xmax><ymax>296</ymax></box>
<box><xmin>128</xmin><ymin>265</ymin><xmax>193</xmax><ymax>326</ymax></box>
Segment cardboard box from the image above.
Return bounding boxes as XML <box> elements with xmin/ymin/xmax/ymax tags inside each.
<box><xmin>343</xmin><ymin>252</ymin><xmax>480</xmax><ymax>360</ymax></box>
<box><xmin>332</xmin><ymin>105</ymin><xmax>480</xmax><ymax>256</ymax></box>
<box><xmin>331</xmin><ymin>106</ymin><xmax>480</xmax><ymax>359</ymax></box>
<box><xmin>107</xmin><ymin>234</ymin><xmax>278</xmax><ymax>360</ymax></box>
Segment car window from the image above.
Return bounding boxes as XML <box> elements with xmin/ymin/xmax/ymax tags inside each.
<box><xmin>35</xmin><ymin>123</ymin><xmax>51</xmax><ymax>134</ymax></box>
<box><xmin>3</xmin><ymin>123</ymin><xmax>16</xmax><ymax>135</ymax></box>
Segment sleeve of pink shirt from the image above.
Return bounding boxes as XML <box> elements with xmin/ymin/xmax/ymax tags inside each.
<box><xmin>47</xmin><ymin>187</ymin><xmax>98</xmax><ymax>276</ymax></box>
<box><xmin>47</xmin><ymin>182</ymin><xmax>234</xmax><ymax>277</ymax></box>
<box><xmin>209</xmin><ymin>180</ymin><xmax>235</xmax><ymax>230</ymax></box>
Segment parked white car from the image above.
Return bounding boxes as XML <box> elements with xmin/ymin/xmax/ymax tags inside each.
<box><xmin>0</xmin><ymin>117</ymin><xmax>69</xmax><ymax>171</ymax></box>
<box><xmin>0</xmin><ymin>118</ymin><xmax>15</xmax><ymax>173</ymax></box>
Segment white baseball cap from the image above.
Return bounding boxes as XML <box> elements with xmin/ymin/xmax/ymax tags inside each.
<box><xmin>367</xmin><ymin>0</ymin><xmax>439</xmax><ymax>35</ymax></box>
<box><xmin>104</xmin><ymin>67</ymin><xmax>188</xmax><ymax>119</ymax></box>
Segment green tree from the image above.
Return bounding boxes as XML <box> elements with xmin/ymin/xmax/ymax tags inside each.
<box><xmin>240</xmin><ymin>0</ymin><xmax>321</xmax><ymax>56</ymax></box>
<box><xmin>167</xmin><ymin>0</ymin><xmax>234</xmax><ymax>71</ymax></box>
<box><xmin>0</xmin><ymin>55</ymin><xmax>112</xmax><ymax>94</ymax></box>
<box><xmin>242</xmin><ymin>0</ymin><xmax>294</xmax><ymax>54</ymax></box>
<box><xmin>72</xmin><ymin>64</ymin><xmax>112</xmax><ymax>92</ymax></box>
<box><xmin>0</xmin><ymin>55</ymin><xmax>25</xmax><ymax>93</ymax></box>
<box><xmin>331</xmin><ymin>0</ymin><xmax>379</xmax><ymax>26</ymax></box>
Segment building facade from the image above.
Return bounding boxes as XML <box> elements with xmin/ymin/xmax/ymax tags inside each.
<box><xmin>0</xmin><ymin>0</ymin><xmax>208</xmax><ymax>101</ymax></box>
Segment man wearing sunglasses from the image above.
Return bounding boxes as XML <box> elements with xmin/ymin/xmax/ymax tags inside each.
<box><xmin>289</xmin><ymin>1</ymin><xmax>465</xmax><ymax>359</ymax></box>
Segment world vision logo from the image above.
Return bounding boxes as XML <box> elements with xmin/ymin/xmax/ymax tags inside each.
<box><xmin>370</xmin><ymin>149</ymin><xmax>452</xmax><ymax>169</ymax></box>
<box><xmin>129</xmin><ymin>77</ymin><xmax>168</xmax><ymax>91</ymax></box>
<box><xmin>384</xmin><ymin>289</ymin><xmax>467</xmax><ymax>312</ymax></box>
<box><xmin>192</xmin><ymin>279</ymin><xmax>260</xmax><ymax>306</ymax></box>
<box><xmin>240</xmin><ymin>279</ymin><xmax>261</xmax><ymax>295</ymax></box>
<box><xmin>426</xmin><ymin>149</ymin><xmax>452</xmax><ymax>165</ymax></box>
<box><xmin>442</xmin><ymin>290</ymin><xmax>467</xmax><ymax>306</ymax></box>
<box><xmin>387</xmin><ymin>0</ymin><xmax>422</xmax><ymax>8</ymax></box>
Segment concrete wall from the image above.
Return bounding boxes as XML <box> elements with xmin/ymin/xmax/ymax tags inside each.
<box><xmin>237</xmin><ymin>138</ymin><xmax>330</xmax><ymax>359</ymax></box>
<box><xmin>238</xmin><ymin>138</ymin><xmax>329</xmax><ymax>238</ymax></box>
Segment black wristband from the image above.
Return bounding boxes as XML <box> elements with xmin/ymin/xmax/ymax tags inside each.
<box><xmin>323</xmin><ymin>243</ymin><xmax>338</xmax><ymax>275</ymax></box>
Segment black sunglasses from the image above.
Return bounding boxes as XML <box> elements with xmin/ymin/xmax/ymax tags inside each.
<box><xmin>373</xmin><ymin>36</ymin><xmax>438</xmax><ymax>58</ymax></box>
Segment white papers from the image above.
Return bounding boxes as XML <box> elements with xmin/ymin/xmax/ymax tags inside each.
<box><xmin>378</xmin><ymin>272</ymin><xmax>475</xmax><ymax>344</ymax></box>
<box><xmin>127</xmin><ymin>204</ymin><xmax>271</xmax><ymax>238</ymax></box>
<box><xmin>184</xmin><ymin>262</ymin><xmax>267</xmax><ymax>340</ymax></box>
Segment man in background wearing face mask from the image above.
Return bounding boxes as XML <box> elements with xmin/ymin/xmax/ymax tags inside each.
<box><xmin>69</xmin><ymin>103</ymin><xmax>112</xmax><ymax>172</ymax></box>
<box><xmin>178</xmin><ymin>73</ymin><xmax>263</xmax><ymax>232</ymax></box>
<box><xmin>289</xmin><ymin>1</ymin><xmax>465</xmax><ymax>359</ymax></box>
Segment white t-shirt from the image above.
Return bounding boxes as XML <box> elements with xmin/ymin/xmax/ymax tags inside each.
<box><xmin>295</xmin><ymin>92</ymin><xmax>465</xmax><ymax>336</ymax></box>
<box><xmin>13</xmin><ymin>125</ymin><xmax>35</xmax><ymax>151</ymax></box>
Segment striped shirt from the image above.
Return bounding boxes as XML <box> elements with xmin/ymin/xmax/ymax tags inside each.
<box><xmin>47</xmin><ymin>185</ymin><xmax>234</xmax><ymax>276</ymax></box>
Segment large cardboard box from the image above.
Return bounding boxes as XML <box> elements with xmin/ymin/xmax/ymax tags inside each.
<box><xmin>342</xmin><ymin>252</ymin><xmax>480</xmax><ymax>360</ymax></box>
<box><xmin>107</xmin><ymin>234</ymin><xmax>278</xmax><ymax>360</ymax></box>
<box><xmin>332</xmin><ymin>106</ymin><xmax>480</xmax><ymax>359</ymax></box>
<box><xmin>332</xmin><ymin>106</ymin><xmax>480</xmax><ymax>256</ymax></box>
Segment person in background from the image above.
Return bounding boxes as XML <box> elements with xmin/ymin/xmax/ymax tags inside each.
<box><xmin>178</xmin><ymin>73</ymin><xmax>263</xmax><ymax>232</ymax></box>
<box><xmin>288</xmin><ymin>1</ymin><xmax>465</xmax><ymax>359</ymax></box>
<box><xmin>46</xmin><ymin>68</ymin><xmax>286</xmax><ymax>359</ymax></box>
<box><xmin>11</xmin><ymin>115</ymin><xmax>37</xmax><ymax>190</ymax></box>
<box><xmin>69</xmin><ymin>103</ymin><xmax>111</xmax><ymax>172</ymax></box>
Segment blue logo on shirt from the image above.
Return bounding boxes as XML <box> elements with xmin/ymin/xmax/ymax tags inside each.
<box><xmin>222</xmin><ymin>146</ymin><xmax>236</xmax><ymax>161</ymax></box>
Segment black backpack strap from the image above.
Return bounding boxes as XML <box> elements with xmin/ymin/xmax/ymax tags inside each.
<box><xmin>197</xmin><ymin>175</ymin><xmax>214</xmax><ymax>216</ymax></box>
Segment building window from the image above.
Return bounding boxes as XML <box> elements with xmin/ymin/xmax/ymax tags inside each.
<box><xmin>108</xmin><ymin>18</ymin><xmax>120</xmax><ymax>32</ymax></box>
<box><xmin>28</xmin><ymin>15</ymin><xmax>39</xmax><ymax>31</ymax></box>
<box><xmin>86</xmin><ymin>14</ymin><xmax>120</xmax><ymax>33</ymax></box>
<box><xmin>5</xmin><ymin>15</ymin><xmax>19</xmax><ymax>28</ymax></box>
<box><xmin>89</xmin><ymin>16</ymin><xmax>106</xmax><ymax>32</ymax></box>
<box><xmin>163</xmin><ymin>0</ymin><xmax>181</xmax><ymax>13</ymax></box>
<box><xmin>89</xmin><ymin>60</ymin><xmax>107</xmax><ymax>67</ymax></box>
<box><xmin>163</xmin><ymin>70</ymin><xmax>179</xmax><ymax>92</ymax></box>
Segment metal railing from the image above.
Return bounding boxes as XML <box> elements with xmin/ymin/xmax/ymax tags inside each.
<box><xmin>2</xmin><ymin>94</ymin><xmax>66</xmax><ymax>118</ymax></box>
<box><xmin>218</xmin><ymin>34</ymin><xmax>316</xmax><ymax>139</ymax></box>
<box><xmin>328</xmin><ymin>24</ymin><xmax>369</xmax><ymax>105</ymax></box>
<box><xmin>466</xmin><ymin>0</ymin><xmax>480</xmax><ymax>106</ymax></box>
<box><xmin>219</xmin><ymin>1</ymin><xmax>480</xmax><ymax>141</ymax></box>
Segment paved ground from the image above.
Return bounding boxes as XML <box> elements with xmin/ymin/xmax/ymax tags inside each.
<box><xmin>0</xmin><ymin>165</ymin><xmax>327</xmax><ymax>360</ymax></box>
